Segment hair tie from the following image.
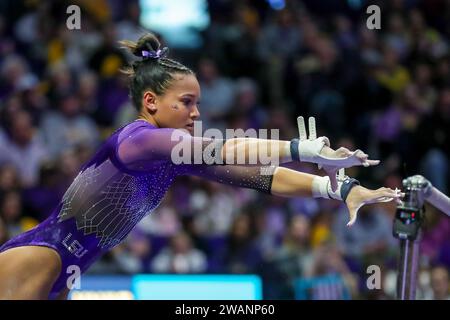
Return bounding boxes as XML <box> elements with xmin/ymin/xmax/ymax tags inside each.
<box><xmin>141</xmin><ymin>47</ymin><xmax>169</xmax><ymax>60</ymax></box>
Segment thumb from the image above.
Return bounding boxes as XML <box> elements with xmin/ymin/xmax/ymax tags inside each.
<box><xmin>346</xmin><ymin>199</ymin><xmax>364</xmax><ymax>227</ymax></box>
<box><xmin>347</xmin><ymin>205</ymin><xmax>361</xmax><ymax>227</ymax></box>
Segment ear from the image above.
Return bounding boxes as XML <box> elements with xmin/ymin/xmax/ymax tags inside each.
<box><xmin>142</xmin><ymin>91</ymin><xmax>158</xmax><ymax>113</ymax></box>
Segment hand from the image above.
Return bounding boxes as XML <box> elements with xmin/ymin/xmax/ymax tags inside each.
<box><xmin>345</xmin><ymin>185</ymin><xmax>403</xmax><ymax>227</ymax></box>
<box><xmin>296</xmin><ymin>116</ymin><xmax>380</xmax><ymax>192</ymax></box>
<box><xmin>320</xmin><ymin>145</ymin><xmax>380</xmax><ymax>191</ymax></box>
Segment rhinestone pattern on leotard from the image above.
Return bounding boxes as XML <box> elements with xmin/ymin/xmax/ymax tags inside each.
<box><xmin>58</xmin><ymin>159</ymin><xmax>173</xmax><ymax>249</ymax></box>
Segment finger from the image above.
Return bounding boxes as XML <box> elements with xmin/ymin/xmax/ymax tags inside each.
<box><xmin>359</xmin><ymin>153</ymin><xmax>369</xmax><ymax>160</ymax></box>
<box><xmin>394</xmin><ymin>188</ymin><xmax>406</xmax><ymax>204</ymax></box>
<box><xmin>359</xmin><ymin>151</ymin><xmax>368</xmax><ymax>157</ymax></box>
<box><xmin>363</xmin><ymin>159</ymin><xmax>381</xmax><ymax>166</ymax></box>
<box><xmin>393</xmin><ymin>187</ymin><xmax>405</xmax><ymax>198</ymax></box>
<box><xmin>297</xmin><ymin>116</ymin><xmax>307</xmax><ymax>141</ymax></box>
<box><xmin>353</xmin><ymin>150</ymin><xmax>367</xmax><ymax>160</ymax></box>
<box><xmin>381</xmin><ymin>189</ymin><xmax>402</xmax><ymax>198</ymax></box>
<box><xmin>322</xmin><ymin>136</ymin><xmax>330</xmax><ymax>147</ymax></box>
<box><xmin>376</xmin><ymin>187</ymin><xmax>396</xmax><ymax>194</ymax></box>
<box><xmin>335</xmin><ymin>147</ymin><xmax>350</xmax><ymax>157</ymax></box>
<box><xmin>372</xmin><ymin>190</ymin><xmax>402</xmax><ymax>202</ymax></box>
<box><xmin>337</xmin><ymin>147</ymin><xmax>351</xmax><ymax>155</ymax></box>
<box><xmin>353</xmin><ymin>151</ymin><xmax>368</xmax><ymax>165</ymax></box>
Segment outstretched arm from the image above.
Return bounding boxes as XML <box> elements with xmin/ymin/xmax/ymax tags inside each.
<box><xmin>115</xmin><ymin>122</ymin><xmax>399</xmax><ymax>225</ymax></box>
<box><xmin>117</xmin><ymin>124</ymin><xmax>377</xmax><ymax>170</ymax></box>
<box><xmin>189</xmin><ymin>164</ymin><xmax>401</xmax><ymax>226</ymax></box>
<box><xmin>271</xmin><ymin>167</ymin><xmax>401</xmax><ymax>226</ymax></box>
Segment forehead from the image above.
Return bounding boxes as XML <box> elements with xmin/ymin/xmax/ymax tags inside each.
<box><xmin>168</xmin><ymin>74</ymin><xmax>200</xmax><ymax>97</ymax></box>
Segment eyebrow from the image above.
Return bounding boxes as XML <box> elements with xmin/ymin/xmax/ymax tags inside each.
<box><xmin>180</xmin><ymin>94</ymin><xmax>201</xmax><ymax>102</ymax></box>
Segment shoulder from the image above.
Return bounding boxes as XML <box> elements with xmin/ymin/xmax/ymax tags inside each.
<box><xmin>116</xmin><ymin>120</ymin><xmax>154</xmax><ymax>140</ymax></box>
<box><xmin>120</xmin><ymin>120</ymin><xmax>156</xmax><ymax>133</ymax></box>
<box><xmin>117</xmin><ymin>121</ymin><xmax>189</xmax><ymax>144</ymax></box>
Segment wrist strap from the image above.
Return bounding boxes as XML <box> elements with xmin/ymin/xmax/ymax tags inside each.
<box><xmin>290</xmin><ymin>138</ymin><xmax>300</xmax><ymax>161</ymax></box>
<box><xmin>340</xmin><ymin>177</ymin><xmax>360</xmax><ymax>202</ymax></box>
<box><xmin>312</xmin><ymin>175</ymin><xmax>360</xmax><ymax>202</ymax></box>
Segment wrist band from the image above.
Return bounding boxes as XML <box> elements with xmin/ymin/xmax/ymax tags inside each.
<box><xmin>340</xmin><ymin>178</ymin><xmax>360</xmax><ymax>202</ymax></box>
<box><xmin>290</xmin><ymin>138</ymin><xmax>300</xmax><ymax>161</ymax></box>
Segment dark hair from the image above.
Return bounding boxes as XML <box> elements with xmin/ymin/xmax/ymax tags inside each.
<box><xmin>119</xmin><ymin>33</ymin><xmax>194</xmax><ymax>111</ymax></box>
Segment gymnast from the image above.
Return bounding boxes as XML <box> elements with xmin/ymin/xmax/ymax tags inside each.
<box><xmin>0</xmin><ymin>33</ymin><xmax>401</xmax><ymax>299</ymax></box>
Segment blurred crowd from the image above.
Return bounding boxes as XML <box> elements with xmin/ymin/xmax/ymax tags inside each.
<box><xmin>0</xmin><ymin>0</ymin><xmax>449</xmax><ymax>299</ymax></box>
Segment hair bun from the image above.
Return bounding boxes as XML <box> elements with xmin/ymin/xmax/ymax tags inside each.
<box><xmin>119</xmin><ymin>32</ymin><xmax>164</xmax><ymax>59</ymax></box>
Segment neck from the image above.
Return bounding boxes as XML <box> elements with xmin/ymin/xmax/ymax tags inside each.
<box><xmin>137</xmin><ymin>112</ymin><xmax>159</xmax><ymax>127</ymax></box>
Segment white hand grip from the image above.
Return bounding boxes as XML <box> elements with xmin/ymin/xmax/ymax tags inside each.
<box><xmin>297</xmin><ymin>116</ymin><xmax>307</xmax><ymax>141</ymax></box>
<box><xmin>308</xmin><ymin>117</ymin><xmax>317</xmax><ymax>140</ymax></box>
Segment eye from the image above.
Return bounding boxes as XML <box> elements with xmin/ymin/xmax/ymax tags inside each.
<box><xmin>181</xmin><ymin>99</ymin><xmax>192</xmax><ymax>106</ymax></box>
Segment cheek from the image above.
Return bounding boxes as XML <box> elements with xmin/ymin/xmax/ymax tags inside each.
<box><xmin>172</xmin><ymin>104</ymin><xmax>191</xmax><ymax>118</ymax></box>
<box><xmin>170</xmin><ymin>104</ymin><xmax>179</xmax><ymax>111</ymax></box>
<box><xmin>162</xmin><ymin>103</ymin><xmax>190</xmax><ymax>125</ymax></box>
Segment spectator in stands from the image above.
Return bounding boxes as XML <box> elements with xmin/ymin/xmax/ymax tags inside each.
<box><xmin>151</xmin><ymin>231</ymin><xmax>207</xmax><ymax>274</ymax></box>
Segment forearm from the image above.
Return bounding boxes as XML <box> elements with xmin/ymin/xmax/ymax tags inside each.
<box><xmin>270</xmin><ymin>166</ymin><xmax>360</xmax><ymax>202</ymax></box>
<box><xmin>219</xmin><ymin>135</ymin><xmax>371</xmax><ymax>168</ymax></box>
<box><xmin>270</xmin><ymin>167</ymin><xmax>315</xmax><ymax>198</ymax></box>
<box><xmin>191</xmin><ymin>164</ymin><xmax>320</xmax><ymax>198</ymax></box>
<box><xmin>221</xmin><ymin>138</ymin><xmax>291</xmax><ymax>165</ymax></box>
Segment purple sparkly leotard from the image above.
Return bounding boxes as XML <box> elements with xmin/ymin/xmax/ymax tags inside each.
<box><xmin>0</xmin><ymin>120</ymin><xmax>275</xmax><ymax>299</ymax></box>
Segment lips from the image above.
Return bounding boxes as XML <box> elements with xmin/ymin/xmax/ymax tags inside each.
<box><xmin>185</xmin><ymin>123</ymin><xmax>194</xmax><ymax>133</ymax></box>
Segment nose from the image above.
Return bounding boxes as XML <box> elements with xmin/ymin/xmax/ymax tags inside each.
<box><xmin>190</xmin><ymin>105</ymin><xmax>200</xmax><ymax>120</ymax></box>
